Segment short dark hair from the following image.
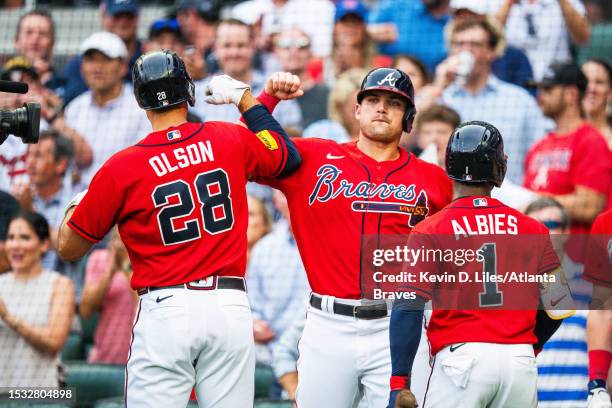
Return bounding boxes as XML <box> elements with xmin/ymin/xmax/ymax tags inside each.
<box><xmin>416</xmin><ymin>105</ymin><xmax>461</xmax><ymax>131</ymax></box>
<box><xmin>584</xmin><ymin>58</ymin><xmax>612</xmax><ymax>84</ymax></box>
<box><xmin>39</xmin><ymin>130</ymin><xmax>74</xmax><ymax>163</ymax></box>
<box><xmin>393</xmin><ymin>55</ymin><xmax>432</xmax><ymax>84</ymax></box>
<box><xmin>451</xmin><ymin>16</ymin><xmax>500</xmax><ymax>50</ymax></box>
<box><xmin>524</xmin><ymin>197</ymin><xmax>570</xmax><ymax>229</ymax></box>
<box><xmin>216</xmin><ymin>18</ymin><xmax>255</xmax><ymax>41</ymax></box>
<box><xmin>9</xmin><ymin>210</ymin><xmax>50</xmax><ymax>242</ymax></box>
<box><xmin>15</xmin><ymin>8</ymin><xmax>55</xmax><ymax>43</ymax></box>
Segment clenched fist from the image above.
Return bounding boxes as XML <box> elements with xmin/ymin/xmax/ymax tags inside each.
<box><xmin>265</xmin><ymin>72</ymin><xmax>304</xmax><ymax>100</ymax></box>
<box><xmin>204</xmin><ymin>75</ymin><xmax>251</xmax><ymax>106</ymax></box>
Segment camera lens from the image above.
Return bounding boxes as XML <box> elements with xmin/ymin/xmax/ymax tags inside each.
<box><xmin>0</xmin><ymin>102</ymin><xmax>40</xmax><ymax>144</ymax></box>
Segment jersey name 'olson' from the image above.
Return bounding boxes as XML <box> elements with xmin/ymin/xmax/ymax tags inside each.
<box><xmin>149</xmin><ymin>140</ymin><xmax>214</xmax><ymax>177</ymax></box>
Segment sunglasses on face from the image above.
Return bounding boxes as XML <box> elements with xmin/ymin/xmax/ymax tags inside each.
<box><xmin>542</xmin><ymin>220</ymin><xmax>564</xmax><ymax>230</ymax></box>
<box><xmin>276</xmin><ymin>37</ymin><xmax>311</xmax><ymax>50</ymax></box>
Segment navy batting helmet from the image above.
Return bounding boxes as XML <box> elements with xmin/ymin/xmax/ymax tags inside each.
<box><xmin>445</xmin><ymin>121</ymin><xmax>507</xmax><ymax>187</ymax></box>
<box><xmin>132</xmin><ymin>50</ymin><xmax>195</xmax><ymax>110</ymax></box>
<box><xmin>357</xmin><ymin>68</ymin><xmax>417</xmax><ymax>132</ymax></box>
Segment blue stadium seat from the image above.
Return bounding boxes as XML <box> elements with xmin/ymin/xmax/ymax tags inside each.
<box><xmin>65</xmin><ymin>363</ymin><xmax>125</xmax><ymax>408</ymax></box>
<box><xmin>577</xmin><ymin>23</ymin><xmax>612</xmax><ymax>64</ymax></box>
<box><xmin>60</xmin><ymin>331</ymin><xmax>85</xmax><ymax>362</ymax></box>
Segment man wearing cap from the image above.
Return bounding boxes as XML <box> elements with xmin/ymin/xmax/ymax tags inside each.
<box><xmin>524</xmin><ymin>63</ymin><xmax>610</xmax><ymax>262</ymax></box>
<box><xmin>175</xmin><ymin>0</ymin><xmax>220</xmax><ymax>67</ymax></box>
<box><xmin>63</xmin><ymin>0</ymin><xmax>143</xmax><ymax>105</ymax></box>
<box><xmin>63</xmin><ymin>32</ymin><xmax>150</xmax><ymax>187</ymax></box>
<box><xmin>145</xmin><ymin>18</ymin><xmax>206</xmax><ymax>83</ymax></box>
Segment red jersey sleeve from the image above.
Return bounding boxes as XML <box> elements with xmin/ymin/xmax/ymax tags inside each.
<box><xmin>571</xmin><ymin>128</ymin><xmax>611</xmax><ymax>194</ymax></box>
<box><xmin>68</xmin><ymin>164</ymin><xmax>125</xmax><ymax>243</ymax></box>
<box><xmin>584</xmin><ymin>211</ymin><xmax>612</xmax><ymax>287</ymax></box>
<box><xmin>210</xmin><ymin>122</ymin><xmax>286</xmax><ymax>180</ymax></box>
<box><xmin>538</xmin><ymin>233</ymin><xmax>561</xmax><ymax>275</ymax></box>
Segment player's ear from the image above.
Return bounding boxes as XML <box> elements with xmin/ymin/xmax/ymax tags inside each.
<box><xmin>354</xmin><ymin>103</ymin><xmax>361</xmax><ymax>121</ymax></box>
<box><xmin>119</xmin><ymin>58</ymin><xmax>129</xmax><ymax>77</ymax></box>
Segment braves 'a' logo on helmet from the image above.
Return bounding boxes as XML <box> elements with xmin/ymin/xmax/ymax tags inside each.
<box><xmin>376</xmin><ymin>72</ymin><xmax>399</xmax><ymax>87</ymax></box>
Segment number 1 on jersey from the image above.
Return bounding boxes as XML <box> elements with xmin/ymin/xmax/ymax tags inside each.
<box><xmin>478</xmin><ymin>242</ymin><xmax>503</xmax><ymax>307</ymax></box>
<box><xmin>152</xmin><ymin>168</ymin><xmax>234</xmax><ymax>245</ymax></box>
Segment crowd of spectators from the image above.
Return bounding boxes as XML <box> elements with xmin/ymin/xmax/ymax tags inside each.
<box><xmin>0</xmin><ymin>0</ymin><xmax>610</xmax><ymax>405</ymax></box>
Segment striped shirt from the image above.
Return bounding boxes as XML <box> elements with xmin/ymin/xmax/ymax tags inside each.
<box><xmin>246</xmin><ymin>219</ymin><xmax>310</xmax><ymax>364</ymax></box>
<box><xmin>442</xmin><ymin>74</ymin><xmax>546</xmax><ymax>185</ymax></box>
<box><xmin>536</xmin><ymin>256</ymin><xmax>590</xmax><ymax>408</ymax></box>
<box><xmin>64</xmin><ymin>84</ymin><xmax>151</xmax><ymax>186</ymax></box>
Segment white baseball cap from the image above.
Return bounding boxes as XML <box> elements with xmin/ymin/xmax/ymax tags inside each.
<box><xmin>80</xmin><ymin>31</ymin><xmax>128</xmax><ymax>59</ymax></box>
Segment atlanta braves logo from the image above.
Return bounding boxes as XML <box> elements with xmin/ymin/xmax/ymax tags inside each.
<box><xmin>377</xmin><ymin>72</ymin><xmax>399</xmax><ymax>87</ymax></box>
<box><xmin>308</xmin><ymin>164</ymin><xmax>429</xmax><ymax>227</ymax></box>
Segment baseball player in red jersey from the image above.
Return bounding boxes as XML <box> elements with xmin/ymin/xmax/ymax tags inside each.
<box><xmin>57</xmin><ymin>50</ymin><xmax>302</xmax><ymax>408</ymax></box>
<box><xmin>388</xmin><ymin>122</ymin><xmax>574</xmax><ymax>408</ymax></box>
<box><xmin>584</xmin><ymin>209</ymin><xmax>612</xmax><ymax>407</ymax></box>
<box><xmin>257</xmin><ymin>68</ymin><xmax>452</xmax><ymax>407</ymax></box>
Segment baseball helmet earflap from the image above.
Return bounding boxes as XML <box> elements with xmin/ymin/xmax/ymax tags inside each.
<box><xmin>132</xmin><ymin>50</ymin><xmax>196</xmax><ymax>111</ymax></box>
<box><xmin>357</xmin><ymin>67</ymin><xmax>417</xmax><ymax>132</ymax></box>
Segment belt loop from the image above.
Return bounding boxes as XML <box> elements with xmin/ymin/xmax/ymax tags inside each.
<box><xmin>322</xmin><ymin>295</ymin><xmax>335</xmax><ymax>315</ymax></box>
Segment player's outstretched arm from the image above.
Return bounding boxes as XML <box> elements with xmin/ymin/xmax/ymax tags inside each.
<box><xmin>58</xmin><ymin>192</ymin><xmax>95</xmax><ymax>261</ymax></box>
<box><xmin>388</xmin><ymin>296</ymin><xmax>425</xmax><ymax>408</ymax></box>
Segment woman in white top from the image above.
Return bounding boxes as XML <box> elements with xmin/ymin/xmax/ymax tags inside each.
<box><xmin>0</xmin><ymin>211</ymin><xmax>75</xmax><ymax>387</ymax></box>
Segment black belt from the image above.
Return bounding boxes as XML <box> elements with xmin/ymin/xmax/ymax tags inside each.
<box><xmin>137</xmin><ymin>277</ymin><xmax>246</xmax><ymax>296</ymax></box>
<box><xmin>310</xmin><ymin>294</ymin><xmax>388</xmax><ymax>320</ymax></box>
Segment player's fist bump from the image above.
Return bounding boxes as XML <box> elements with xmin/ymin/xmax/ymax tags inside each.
<box><xmin>203</xmin><ymin>74</ymin><xmax>250</xmax><ymax>105</ymax></box>
<box><xmin>265</xmin><ymin>72</ymin><xmax>304</xmax><ymax>100</ymax></box>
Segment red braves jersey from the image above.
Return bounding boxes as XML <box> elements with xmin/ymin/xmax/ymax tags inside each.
<box><xmin>523</xmin><ymin>123</ymin><xmax>611</xmax><ymax>233</ymax></box>
<box><xmin>69</xmin><ymin>121</ymin><xmax>290</xmax><ymax>289</ymax></box>
<box><xmin>267</xmin><ymin>138</ymin><xmax>452</xmax><ymax>299</ymax></box>
<box><xmin>584</xmin><ymin>208</ymin><xmax>612</xmax><ymax>288</ymax></box>
<box><xmin>405</xmin><ymin>196</ymin><xmax>559</xmax><ymax>355</ymax></box>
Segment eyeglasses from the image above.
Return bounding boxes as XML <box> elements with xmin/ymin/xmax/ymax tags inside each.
<box><xmin>450</xmin><ymin>40</ymin><xmax>487</xmax><ymax>50</ymax></box>
<box><xmin>542</xmin><ymin>220</ymin><xmax>564</xmax><ymax>230</ymax></box>
<box><xmin>276</xmin><ymin>37</ymin><xmax>311</xmax><ymax>50</ymax></box>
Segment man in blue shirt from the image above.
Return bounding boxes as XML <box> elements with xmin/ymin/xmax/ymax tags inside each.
<box><xmin>368</xmin><ymin>0</ymin><xmax>450</xmax><ymax>72</ymax></box>
<box><xmin>430</xmin><ymin>17</ymin><xmax>545</xmax><ymax>184</ymax></box>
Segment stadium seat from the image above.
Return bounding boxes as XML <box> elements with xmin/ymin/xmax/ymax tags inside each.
<box><xmin>254</xmin><ymin>400</ymin><xmax>294</xmax><ymax>408</ymax></box>
<box><xmin>80</xmin><ymin>312</ymin><xmax>99</xmax><ymax>344</ymax></box>
<box><xmin>255</xmin><ymin>364</ymin><xmax>276</xmax><ymax>399</ymax></box>
<box><xmin>92</xmin><ymin>397</ymin><xmax>122</xmax><ymax>408</ymax></box>
<box><xmin>60</xmin><ymin>331</ymin><xmax>85</xmax><ymax>362</ymax></box>
<box><xmin>577</xmin><ymin>23</ymin><xmax>612</xmax><ymax>64</ymax></box>
<box><xmin>0</xmin><ymin>401</ymin><xmax>71</xmax><ymax>408</ymax></box>
<box><xmin>64</xmin><ymin>363</ymin><xmax>125</xmax><ymax>408</ymax></box>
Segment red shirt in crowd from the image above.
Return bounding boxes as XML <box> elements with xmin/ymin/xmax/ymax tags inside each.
<box><xmin>584</xmin><ymin>208</ymin><xmax>612</xmax><ymax>288</ymax></box>
<box><xmin>524</xmin><ymin>123</ymin><xmax>611</xmax><ymax>261</ymax></box>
